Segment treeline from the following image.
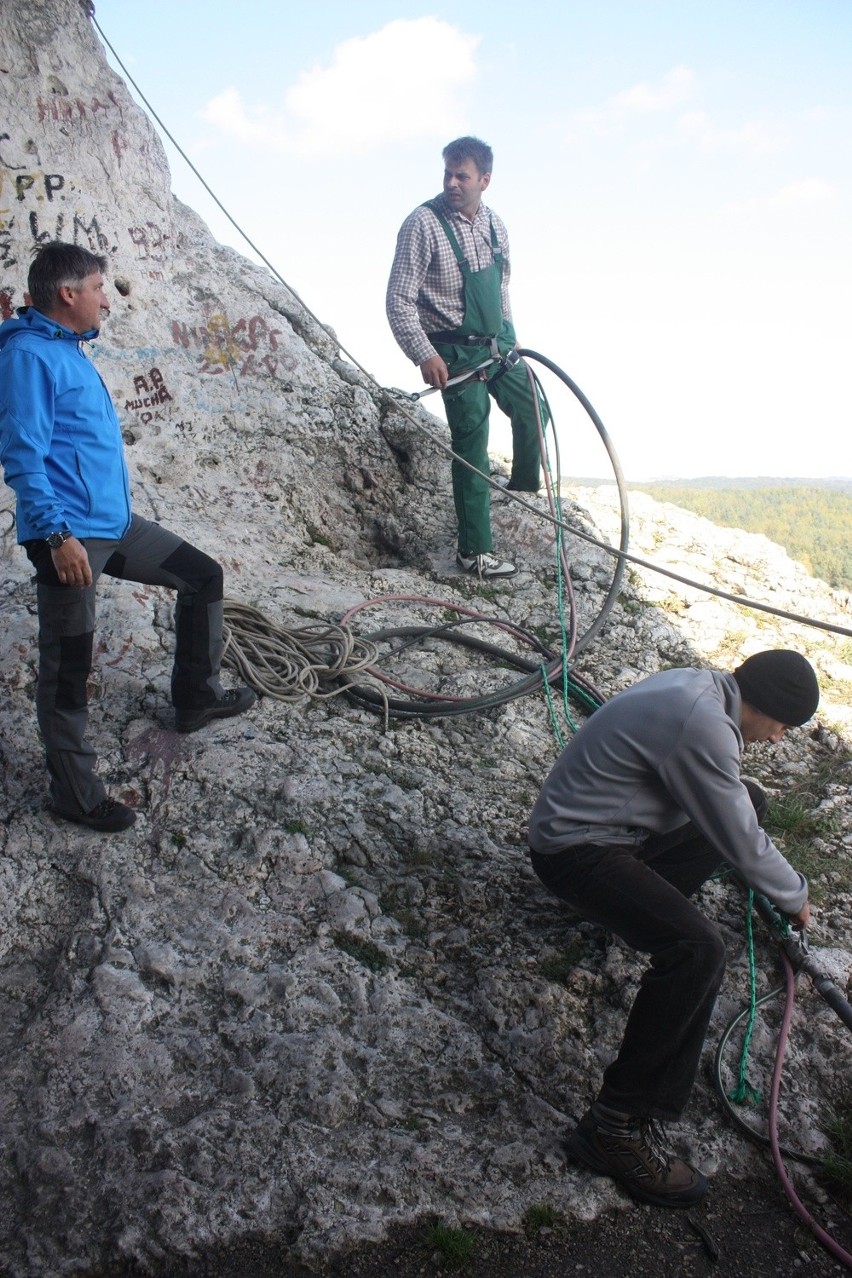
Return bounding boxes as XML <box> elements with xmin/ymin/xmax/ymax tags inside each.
<box><xmin>630</xmin><ymin>484</ymin><xmax>852</xmax><ymax>591</ymax></box>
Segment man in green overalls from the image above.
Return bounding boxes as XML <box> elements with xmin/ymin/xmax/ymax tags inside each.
<box><xmin>387</xmin><ymin>136</ymin><xmax>542</xmax><ymax>579</ymax></box>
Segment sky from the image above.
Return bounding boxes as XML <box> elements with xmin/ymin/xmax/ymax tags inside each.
<box><xmin>95</xmin><ymin>1</ymin><xmax>851</xmax><ymax>481</ymax></box>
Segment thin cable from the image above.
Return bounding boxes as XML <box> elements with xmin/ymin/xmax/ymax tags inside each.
<box><xmin>361</xmin><ymin>620</ymin><xmax>549</xmax><ymax>703</ymax></box>
<box><xmin>540</xmin><ymin>664</ymin><xmax>568</xmax><ymax>748</ymax></box>
<box><xmin>400</xmin><ymin>396</ymin><xmax>852</xmax><ymax>639</ymax></box>
<box><xmin>91</xmin><ymin>15</ymin><xmax>317</xmax><ymax>328</ymax></box>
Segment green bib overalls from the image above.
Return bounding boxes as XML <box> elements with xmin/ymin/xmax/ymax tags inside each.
<box><xmin>425</xmin><ymin>201</ymin><xmax>542</xmax><ymax>556</ymax></box>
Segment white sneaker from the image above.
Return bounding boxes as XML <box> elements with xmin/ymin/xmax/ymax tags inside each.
<box><xmin>456</xmin><ymin>551</ymin><xmax>518</xmax><ymax>579</ymax></box>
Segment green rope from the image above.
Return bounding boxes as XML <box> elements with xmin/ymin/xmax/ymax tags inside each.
<box><xmin>541</xmin><ymin>663</ymin><xmax>566</xmax><ymax>750</ymax></box>
<box><xmin>728</xmin><ymin>889</ymin><xmax>763</xmax><ymax>1105</ymax></box>
<box><xmin>570</xmin><ymin>682</ymin><xmax>605</xmax><ymax>715</ymax></box>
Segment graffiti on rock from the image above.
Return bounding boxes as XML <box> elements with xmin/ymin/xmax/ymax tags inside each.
<box><xmin>128</xmin><ymin>223</ymin><xmax>170</xmax><ymax>263</ymax></box>
<box><xmin>124</xmin><ymin>367</ymin><xmax>174</xmax><ymax>424</ymax></box>
<box><xmin>35</xmin><ymin>92</ymin><xmax>124</xmax><ymax>126</ymax></box>
<box><xmin>171</xmin><ymin>310</ymin><xmax>296</xmax><ymax>379</ymax></box>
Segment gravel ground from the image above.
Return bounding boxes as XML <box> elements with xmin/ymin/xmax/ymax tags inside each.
<box><xmin>61</xmin><ymin>1156</ymin><xmax>851</xmax><ymax>1278</ymax></box>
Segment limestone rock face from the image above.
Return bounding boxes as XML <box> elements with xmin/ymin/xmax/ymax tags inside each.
<box><xmin>1</xmin><ymin>3</ymin><xmax>851</xmax><ymax>1274</ymax></box>
<box><xmin>0</xmin><ymin>0</ymin><xmax>447</xmax><ymax>588</ymax></box>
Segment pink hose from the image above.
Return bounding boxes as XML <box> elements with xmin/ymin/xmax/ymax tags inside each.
<box><xmin>769</xmin><ymin>952</ymin><xmax>852</xmax><ymax>1270</ymax></box>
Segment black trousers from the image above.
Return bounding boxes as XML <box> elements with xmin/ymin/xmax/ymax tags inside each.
<box><xmin>25</xmin><ymin>514</ymin><xmax>224</xmax><ymax>813</ymax></box>
<box><xmin>529</xmin><ymin>783</ymin><xmax>766</xmax><ymax>1121</ymax></box>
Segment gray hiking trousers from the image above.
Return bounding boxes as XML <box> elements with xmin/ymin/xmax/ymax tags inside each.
<box><xmin>24</xmin><ymin>514</ymin><xmax>225</xmax><ymax>814</ymax></box>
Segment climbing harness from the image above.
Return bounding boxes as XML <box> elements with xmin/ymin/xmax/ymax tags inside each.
<box><xmin>407</xmin><ymin>356</ymin><xmax>496</xmax><ymax>400</ymax></box>
<box><xmin>408</xmin><ymin>348</ymin><xmax>523</xmax><ymax>400</ymax></box>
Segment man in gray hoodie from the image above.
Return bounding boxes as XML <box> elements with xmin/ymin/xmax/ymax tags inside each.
<box><xmin>528</xmin><ymin>649</ymin><xmax>820</xmax><ymax>1207</ymax></box>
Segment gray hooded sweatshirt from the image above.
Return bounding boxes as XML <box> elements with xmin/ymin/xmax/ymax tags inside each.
<box><xmin>528</xmin><ymin>666</ymin><xmax>807</xmax><ymax>915</ymax></box>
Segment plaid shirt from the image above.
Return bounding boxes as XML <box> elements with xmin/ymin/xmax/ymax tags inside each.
<box><xmin>386</xmin><ymin>194</ymin><xmax>513</xmax><ymax>366</ymax></box>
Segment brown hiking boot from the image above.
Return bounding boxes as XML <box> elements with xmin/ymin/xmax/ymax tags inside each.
<box><xmin>565</xmin><ymin>1108</ymin><xmax>708</xmax><ymax>1208</ymax></box>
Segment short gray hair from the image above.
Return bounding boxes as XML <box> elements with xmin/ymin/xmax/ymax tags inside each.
<box><xmin>28</xmin><ymin>241</ymin><xmax>107</xmax><ymax>311</ymax></box>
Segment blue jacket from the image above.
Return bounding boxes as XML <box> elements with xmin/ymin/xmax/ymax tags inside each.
<box><xmin>0</xmin><ymin>307</ymin><xmax>132</xmax><ymax>542</ymax></box>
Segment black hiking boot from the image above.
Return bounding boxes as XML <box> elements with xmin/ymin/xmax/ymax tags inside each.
<box><xmin>175</xmin><ymin>686</ymin><xmax>257</xmax><ymax>734</ymax></box>
<box><xmin>49</xmin><ymin>796</ymin><xmax>137</xmax><ymax>833</ymax></box>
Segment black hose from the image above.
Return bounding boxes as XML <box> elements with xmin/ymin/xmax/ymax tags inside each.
<box><xmin>751</xmin><ymin>893</ymin><xmax>852</xmax><ymax>1031</ymax></box>
<box><xmin>342</xmin><ymin>353</ymin><xmax>626</xmax><ymax>721</ymax></box>
<box><xmin>342</xmin><ymin>622</ymin><xmax>600</xmax><ymax>719</ymax></box>
<box><xmin>517</xmin><ymin>350</ymin><xmax>630</xmax><ymax>655</ymax></box>
<box><xmin>365</xmin><ymin>623</ymin><xmax>554</xmax><ymax>673</ymax></box>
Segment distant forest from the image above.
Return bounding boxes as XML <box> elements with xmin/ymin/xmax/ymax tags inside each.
<box><xmin>628</xmin><ymin>481</ymin><xmax>852</xmax><ymax>591</ymax></box>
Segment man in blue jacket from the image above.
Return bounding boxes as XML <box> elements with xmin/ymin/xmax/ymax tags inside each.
<box><xmin>0</xmin><ymin>242</ymin><xmax>255</xmax><ymax>832</ymax></box>
<box><xmin>528</xmin><ymin>650</ymin><xmax>820</xmax><ymax>1207</ymax></box>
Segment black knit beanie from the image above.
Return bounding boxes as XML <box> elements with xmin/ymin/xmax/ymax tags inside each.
<box><xmin>733</xmin><ymin>650</ymin><xmax>819</xmax><ymax>726</ymax></box>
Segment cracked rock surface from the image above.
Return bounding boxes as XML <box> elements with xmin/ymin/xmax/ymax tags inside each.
<box><xmin>1</xmin><ymin>3</ymin><xmax>851</xmax><ymax>1274</ymax></box>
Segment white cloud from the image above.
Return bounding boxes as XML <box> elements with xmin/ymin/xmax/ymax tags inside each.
<box><xmin>771</xmin><ymin>177</ymin><xmax>835</xmax><ymax>206</ymax></box>
<box><xmin>676</xmin><ymin>110</ymin><xmax>784</xmax><ymax>156</ymax></box>
<box><xmin>568</xmin><ymin>68</ymin><xmax>787</xmax><ymax>161</ymax></box>
<box><xmin>200</xmin><ymin>18</ymin><xmax>479</xmax><ymax>156</ymax></box>
<box><xmin>726</xmin><ymin>177</ymin><xmax>836</xmax><ymax>218</ymax></box>
<box><xmin>612</xmin><ymin>65</ymin><xmax>696</xmax><ymax>114</ymax></box>
<box><xmin>569</xmin><ymin>65</ymin><xmax>697</xmax><ymax>135</ymax></box>
<box><xmin>201</xmin><ymin>87</ymin><xmax>276</xmax><ymax>146</ymax></box>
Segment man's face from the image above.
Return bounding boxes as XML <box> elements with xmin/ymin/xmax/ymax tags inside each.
<box><xmin>443</xmin><ymin>157</ymin><xmax>491</xmax><ymax>219</ymax></box>
<box><xmin>62</xmin><ymin>272</ymin><xmax>111</xmax><ymax>334</ymax></box>
<box><xmin>740</xmin><ymin>704</ymin><xmax>791</xmax><ymax>745</ymax></box>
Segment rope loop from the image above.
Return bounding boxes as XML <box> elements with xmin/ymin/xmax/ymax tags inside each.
<box><xmin>222</xmin><ymin>600</ymin><xmax>380</xmax><ymax>703</ymax></box>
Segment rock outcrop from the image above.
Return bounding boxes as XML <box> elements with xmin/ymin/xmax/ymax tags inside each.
<box><xmin>1</xmin><ymin>4</ymin><xmax>850</xmax><ymax>1274</ymax></box>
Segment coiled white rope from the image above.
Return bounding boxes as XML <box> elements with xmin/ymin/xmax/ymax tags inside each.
<box><xmin>221</xmin><ymin>600</ymin><xmax>381</xmax><ymax>704</ymax></box>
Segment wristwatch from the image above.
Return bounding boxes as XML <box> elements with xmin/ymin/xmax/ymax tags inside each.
<box><xmin>46</xmin><ymin>530</ymin><xmax>72</xmax><ymax>549</ymax></box>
